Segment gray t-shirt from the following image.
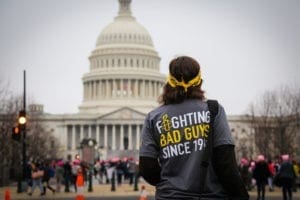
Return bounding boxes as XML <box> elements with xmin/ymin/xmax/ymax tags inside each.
<box><xmin>140</xmin><ymin>99</ymin><xmax>234</xmax><ymax>199</ymax></box>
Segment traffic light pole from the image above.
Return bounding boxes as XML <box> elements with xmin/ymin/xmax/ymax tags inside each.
<box><xmin>22</xmin><ymin>70</ymin><xmax>27</xmax><ymax>180</ymax></box>
<box><xmin>16</xmin><ymin>70</ymin><xmax>27</xmax><ymax>193</ymax></box>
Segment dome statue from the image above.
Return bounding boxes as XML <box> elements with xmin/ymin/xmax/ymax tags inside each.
<box><xmin>79</xmin><ymin>0</ymin><xmax>165</xmax><ymax>115</ymax></box>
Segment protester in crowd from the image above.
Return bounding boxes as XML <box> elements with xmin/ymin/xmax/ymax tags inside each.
<box><xmin>267</xmin><ymin>159</ymin><xmax>276</xmax><ymax>192</ymax></box>
<box><xmin>63</xmin><ymin>156</ymin><xmax>72</xmax><ymax>192</ymax></box>
<box><xmin>139</xmin><ymin>55</ymin><xmax>249</xmax><ymax>199</ymax></box>
<box><xmin>127</xmin><ymin>157</ymin><xmax>137</xmax><ymax>185</ymax></box>
<box><xmin>28</xmin><ymin>162</ymin><xmax>44</xmax><ymax>196</ymax></box>
<box><xmin>41</xmin><ymin>161</ymin><xmax>55</xmax><ymax>195</ymax></box>
<box><xmin>55</xmin><ymin>159</ymin><xmax>64</xmax><ymax>193</ymax></box>
<box><xmin>99</xmin><ymin>160</ymin><xmax>108</xmax><ymax>184</ymax></box>
<box><xmin>71</xmin><ymin>158</ymin><xmax>81</xmax><ymax>193</ymax></box>
<box><xmin>253</xmin><ymin>155</ymin><xmax>271</xmax><ymax>200</ymax></box>
<box><xmin>76</xmin><ymin>164</ymin><xmax>85</xmax><ymax>194</ymax></box>
<box><xmin>239</xmin><ymin>158</ymin><xmax>252</xmax><ymax>191</ymax></box>
<box><xmin>279</xmin><ymin>154</ymin><xmax>296</xmax><ymax>200</ymax></box>
<box><xmin>106</xmin><ymin>160</ymin><xmax>117</xmax><ymax>186</ymax></box>
<box><xmin>103</xmin><ymin>161</ymin><xmax>111</xmax><ymax>184</ymax></box>
<box><xmin>116</xmin><ymin>160</ymin><xmax>125</xmax><ymax>185</ymax></box>
<box><xmin>249</xmin><ymin>160</ymin><xmax>256</xmax><ymax>189</ymax></box>
<box><xmin>94</xmin><ymin>159</ymin><xmax>101</xmax><ymax>183</ymax></box>
<box><xmin>25</xmin><ymin>161</ymin><xmax>33</xmax><ymax>194</ymax></box>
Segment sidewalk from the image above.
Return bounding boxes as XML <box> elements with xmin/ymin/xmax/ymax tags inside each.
<box><xmin>1</xmin><ymin>182</ymin><xmax>300</xmax><ymax>199</ymax></box>
<box><xmin>0</xmin><ymin>182</ymin><xmax>156</xmax><ymax>199</ymax></box>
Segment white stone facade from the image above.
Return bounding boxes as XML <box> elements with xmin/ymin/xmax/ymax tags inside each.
<box><xmin>79</xmin><ymin>0</ymin><xmax>165</xmax><ymax>115</ymax></box>
<box><xmin>38</xmin><ymin>0</ymin><xmax>165</xmax><ymax>160</ymax></box>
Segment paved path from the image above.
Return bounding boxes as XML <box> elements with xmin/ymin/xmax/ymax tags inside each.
<box><xmin>1</xmin><ymin>182</ymin><xmax>299</xmax><ymax>200</ymax></box>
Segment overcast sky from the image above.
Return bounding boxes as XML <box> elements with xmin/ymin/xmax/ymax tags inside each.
<box><xmin>0</xmin><ymin>0</ymin><xmax>299</xmax><ymax>115</ymax></box>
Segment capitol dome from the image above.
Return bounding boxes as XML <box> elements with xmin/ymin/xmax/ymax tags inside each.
<box><xmin>96</xmin><ymin>16</ymin><xmax>154</xmax><ymax>47</ymax></box>
<box><xmin>79</xmin><ymin>0</ymin><xmax>166</xmax><ymax>115</ymax></box>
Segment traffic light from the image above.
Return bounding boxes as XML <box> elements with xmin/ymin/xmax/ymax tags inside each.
<box><xmin>18</xmin><ymin>110</ymin><xmax>26</xmax><ymax>131</ymax></box>
<box><xmin>11</xmin><ymin>110</ymin><xmax>26</xmax><ymax>141</ymax></box>
<box><xmin>12</xmin><ymin>126</ymin><xmax>21</xmax><ymax>141</ymax></box>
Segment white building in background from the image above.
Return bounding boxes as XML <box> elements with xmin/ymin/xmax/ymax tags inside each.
<box><xmin>31</xmin><ymin>0</ymin><xmax>165</xmax><ymax>160</ymax></box>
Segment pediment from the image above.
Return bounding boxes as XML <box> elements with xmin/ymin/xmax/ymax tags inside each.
<box><xmin>99</xmin><ymin>107</ymin><xmax>146</xmax><ymax>120</ymax></box>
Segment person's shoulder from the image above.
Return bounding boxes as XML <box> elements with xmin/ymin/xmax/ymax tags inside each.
<box><xmin>147</xmin><ymin>104</ymin><xmax>166</xmax><ymax>117</ymax></box>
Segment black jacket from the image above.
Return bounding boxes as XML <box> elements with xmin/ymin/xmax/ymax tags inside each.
<box><xmin>140</xmin><ymin>144</ymin><xmax>249</xmax><ymax>200</ymax></box>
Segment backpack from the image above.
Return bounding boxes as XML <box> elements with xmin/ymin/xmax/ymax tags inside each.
<box><xmin>199</xmin><ymin>100</ymin><xmax>219</xmax><ymax>193</ymax></box>
<box><xmin>47</xmin><ymin>167</ymin><xmax>55</xmax><ymax>178</ymax></box>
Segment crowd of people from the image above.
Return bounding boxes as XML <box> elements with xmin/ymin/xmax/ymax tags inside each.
<box><xmin>238</xmin><ymin>154</ymin><xmax>299</xmax><ymax>200</ymax></box>
<box><xmin>22</xmin><ymin>152</ymin><xmax>299</xmax><ymax>199</ymax></box>
<box><xmin>24</xmin><ymin>154</ymin><xmax>139</xmax><ymax>196</ymax></box>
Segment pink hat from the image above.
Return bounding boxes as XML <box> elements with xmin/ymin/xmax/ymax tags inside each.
<box><xmin>111</xmin><ymin>156</ymin><xmax>120</xmax><ymax>163</ymax></box>
<box><xmin>56</xmin><ymin>160</ymin><xmax>64</xmax><ymax>167</ymax></box>
<box><xmin>73</xmin><ymin>159</ymin><xmax>80</xmax><ymax>165</ymax></box>
<box><xmin>281</xmin><ymin>154</ymin><xmax>289</xmax><ymax>161</ymax></box>
<box><xmin>257</xmin><ymin>155</ymin><xmax>265</xmax><ymax>161</ymax></box>
<box><xmin>240</xmin><ymin>158</ymin><xmax>249</xmax><ymax>165</ymax></box>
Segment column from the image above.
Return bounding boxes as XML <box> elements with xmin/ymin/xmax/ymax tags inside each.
<box><xmin>113</xmin><ymin>79</ymin><xmax>116</xmax><ymax>97</ymax></box>
<box><xmin>93</xmin><ymin>81</ymin><xmax>96</xmax><ymax>100</ymax></box>
<box><xmin>128</xmin><ymin>125</ymin><xmax>132</xmax><ymax>150</ymax></box>
<box><xmin>96</xmin><ymin>124</ymin><xmax>100</xmax><ymax>145</ymax></box>
<box><xmin>142</xmin><ymin>80</ymin><xmax>145</xmax><ymax>98</ymax></box>
<box><xmin>83</xmin><ymin>83</ymin><xmax>86</xmax><ymax>100</ymax></box>
<box><xmin>108</xmin><ymin>80</ymin><xmax>112</xmax><ymax>98</ymax></box>
<box><xmin>120</xmin><ymin>79</ymin><xmax>124</xmax><ymax>98</ymax></box>
<box><xmin>72</xmin><ymin>125</ymin><xmax>76</xmax><ymax>150</ymax></box>
<box><xmin>106</xmin><ymin>79</ymin><xmax>109</xmax><ymax>98</ymax></box>
<box><xmin>112</xmin><ymin>125</ymin><xmax>116</xmax><ymax>150</ymax></box>
<box><xmin>152</xmin><ymin>81</ymin><xmax>155</xmax><ymax>98</ymax></box>
<box><xmin>104</xmin><ymin>125</ymin><xmax>108</xmax><ymax>149</ymax></box>
<box><xmin>87</xmin><ymin>82</ymin><xmax>90</xmax><ymax>100</ymax></box>
<box><xmin>154</xmin><ymin>81</ymin><xmax>157</xmax><ymax>99</ymax></box>
<box><xmin>136</xmin><ymin>124</ymin><xmax>140</xmax><ymax>150</ymax></box>
<box><xmin>88</xmin><ymin>125</ymin><xmax>92</xmax><ymax>138</ymax></box>
<box><xmin>98</xmin><ymin>80</ymin><xmax>102</xmax><ymax>99</ymax></box>
<box><xmin>86</xmin><ymin>83</ymin><xmax>89</xmax><ymax>100</ymax></box>
<box><xmin>134</xmin><ymin>79</ymin><xmax>138</xmax><ymax>98</ymax></box>
<box><xmin>148</xmin><ymin>80</ymin><xmax>152</xmax><ymax>98</ymax></box>
<box><xmin>85</xmin><ymin>83</ymin><xmax>88</xmax><ymax>100</ymax></box>
<box><xmin>120</xmin><ymin>125</ymin><xmax>124</xmax><ymax>150</ymax></box>
<box><xmin>95</xmin><ymin>81</ymin><xmax>98</xmax><ymax>99</ymax></box>
<box><xmin>89</xmin><ymin>82</ymin><xmax>93</xmax><ymax>100</ymax></box>
<box><xmin>80</xmin><ymin>125</ymin><xmax>84</xmax><ymax>141</ymax></box>
<box><xmin>64</xmin><ymin>125</ymin><xmax>69</xmax><ymax>150</ymax></box>
<box><xmin>128</xmin><ymin>79</ymin><xmax>131</xmax><ymax>97</ymax></box>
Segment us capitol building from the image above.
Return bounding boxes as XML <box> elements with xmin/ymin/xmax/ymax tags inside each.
<box><xmin>30</xmin><ymin>0</ymin><xmax>166</xmax><ymax>160</ymax></box>
<box><xmin>27</xmin><ymin>0</ymin><xmax>299</xmax><ymax>161</ymax></box>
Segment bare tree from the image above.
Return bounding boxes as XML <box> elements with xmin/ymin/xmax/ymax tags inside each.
<box><xmin>249</xmin><ymin>85</ymin><xmax>300</xmax><ymax>159</ymax></box>
<box><xmin>0</xmin><ymin>80</ymin><xmax>23</xmax><ymax>185</ymax></box>
<box><xmin>26</xmin><ymin>119</ymin><xmax>60</xmax><ymax>162</ymax></box>
<box><xmin>0</xmin><ymin>81</ymin><xmax>60</xmax><ymax>185</ymax></box>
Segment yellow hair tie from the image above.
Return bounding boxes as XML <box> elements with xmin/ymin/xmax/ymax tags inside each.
<box><xmin>167</xmin><ymin>72</ymin><xmax>202</xmax><ymax>92</ymax></box>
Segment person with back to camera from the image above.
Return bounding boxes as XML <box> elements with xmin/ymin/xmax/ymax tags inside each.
<box><xmin>252</xmin><ymin>155</ymin><xmax>270</xmax><ymax>200</ymax></box>
<box><xmin>139</xmin><ymin>56</ymin><xmax>249</xmax><ymax>200</ymax></box>
<box><xmin>279</xmin><ymin>154</ymin><xmax>296</xmax><ymax>200</ymax></box>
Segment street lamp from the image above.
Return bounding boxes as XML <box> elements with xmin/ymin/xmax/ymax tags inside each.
<box><xmin>88</xmin><ymin>139</ymin><xmax>94</xmax><ymax>192</ymax></box>
<box><xmin>80</xmin><ymin>138</ymin><xmax>96</xmax><ymax>192</ymax></box>
<box><xmin>15</xmin><ymin>71</ymin><xmax>27</xmax><ymax>193</ymax></box>
<box><xmin>88</xmin><ymin>140</ymin><xmax>94</xmax><ymax>147</ymax></box>
<box><xmin>18</xmin><ymin>111</ymin><xmax>26</xmax><ymax>125</ymax></box>
<box><xmin>18</xmin><ymin>110</ymin><xmax>27</xmax><ymax>179</ymax></box>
